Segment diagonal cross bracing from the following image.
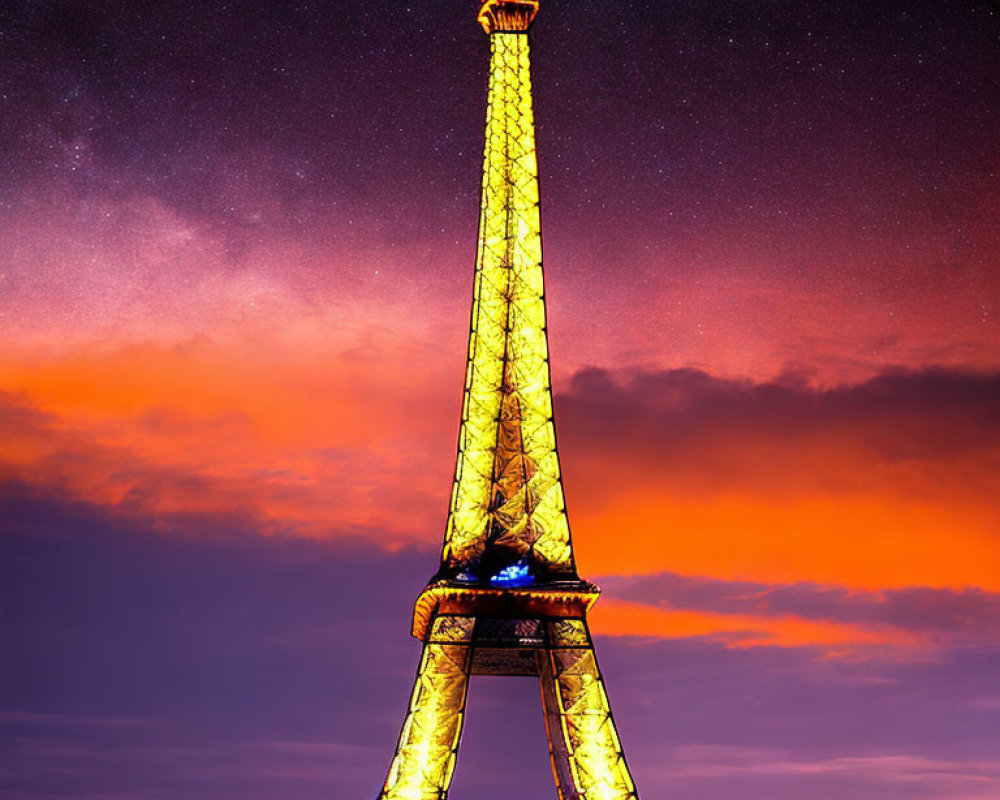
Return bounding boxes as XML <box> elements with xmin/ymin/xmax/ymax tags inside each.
<box><xmin>441</xmin><ymin>32</ymin><xmax>575</xmax><ymax>580</ymax></box>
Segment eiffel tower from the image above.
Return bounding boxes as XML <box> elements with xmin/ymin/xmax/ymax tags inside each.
<box><xmin>376</xmin><ymin>2</ymin><xmax>638</xmax><ymax>798</ymax></box>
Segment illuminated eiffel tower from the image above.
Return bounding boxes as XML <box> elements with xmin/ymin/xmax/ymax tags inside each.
<box><xmin>376</xmin><ymin>3</ymin><xmax>638</xmax><ymax>799</ymax></box>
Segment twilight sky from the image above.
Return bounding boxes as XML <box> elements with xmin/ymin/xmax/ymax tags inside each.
<box><xmin>2</xmin><ymin>1</ymin><xmax>999</xmax><ymax>798</ymax></box>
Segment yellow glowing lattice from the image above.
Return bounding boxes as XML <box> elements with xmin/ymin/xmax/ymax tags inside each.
<box><xmin>379</xmin><ymin>639</ymin><xmax>472</xmax><ymax>800</ymax></box>
<box><xmin>441</xmin><ymin>32</ymin><xmax>575</xmax><ymax>577</ymax></box>
<box><xmin>379</xmin><ymin>615</ymin><xmax>637</xmax><ymax>800</ymax></box>
<box><xmin>541</xmin><ymin>620</ymin><xmax>638</xmax><ymax>800</ymax></box>
<box><xmin>378</xmin><ymin>14</ymin><xmax>639</xmax><ymax>800</ymax></box>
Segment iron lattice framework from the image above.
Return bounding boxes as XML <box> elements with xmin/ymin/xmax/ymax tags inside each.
<box><xmin>376</xmin><ymin>3</ymin><xmax>638</xmax><ymax>799</ymax></box>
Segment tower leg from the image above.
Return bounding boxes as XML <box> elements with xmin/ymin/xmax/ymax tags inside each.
<box><xmin>539</xmin><ymin>619</ymin><xmax>638</xmax><ymax>800</ymax></box>
<box><xmin>378</xmin><ymin>618</ymin><xmax>474</xmax><ymax>800</ymax></box>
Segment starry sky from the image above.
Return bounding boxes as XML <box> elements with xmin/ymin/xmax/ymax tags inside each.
<box><xmin>2</xmin><ymin>1</ymin><xmax>999</xmax><ymax>798</ymax></box>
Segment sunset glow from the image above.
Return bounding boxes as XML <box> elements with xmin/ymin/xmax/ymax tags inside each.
<box><xmin>2</xmin><ymin>1</ymin><xmax>998</xmax><ymax>799</ymax></box>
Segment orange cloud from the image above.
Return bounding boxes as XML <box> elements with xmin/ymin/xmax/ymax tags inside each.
<box><xmin>558</xmin><ymin>368</ymin><xmax>1000</xmax><ymax>592</ymax></box>
<box><xmin>590</xmin><ymin>597</ymin><xmax>924</xmax><ymax>653</ymax></box>
<box><xmin>0</xmin><ymin>333</ymin><xmax>457</xmax><ymax>539</ymax></box>
<box><xmin>3</xmin><ymin>342</ymin><xmax>998</xmax><ymax>601</ymax></box>
<box><xmin>572</xmin><ymin>491</ymin><xmax>1000</xmax><ymax>592</ymax></box>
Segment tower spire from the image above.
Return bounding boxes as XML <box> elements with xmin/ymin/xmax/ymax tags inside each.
<box><xmin>373</xmin><ymin>4</ymin><xmax>639</xmax><ymax>799</ymax></box>
<box><xmin>477</xmin><ymin>0</ymin><xmax>539</xmax><ymax>33</ymax></box>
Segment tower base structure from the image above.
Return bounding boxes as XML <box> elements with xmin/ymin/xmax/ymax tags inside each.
<box><xmin>378</xmin><ymin>584</ymin><xmax>637</xmax><ymax>800</ymax></box>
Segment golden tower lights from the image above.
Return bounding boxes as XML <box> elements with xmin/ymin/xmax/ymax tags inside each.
<box><xmin>375</xmin><ymin>3</ymin><xmax>639</xmax><ymax>798</ymax></box>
